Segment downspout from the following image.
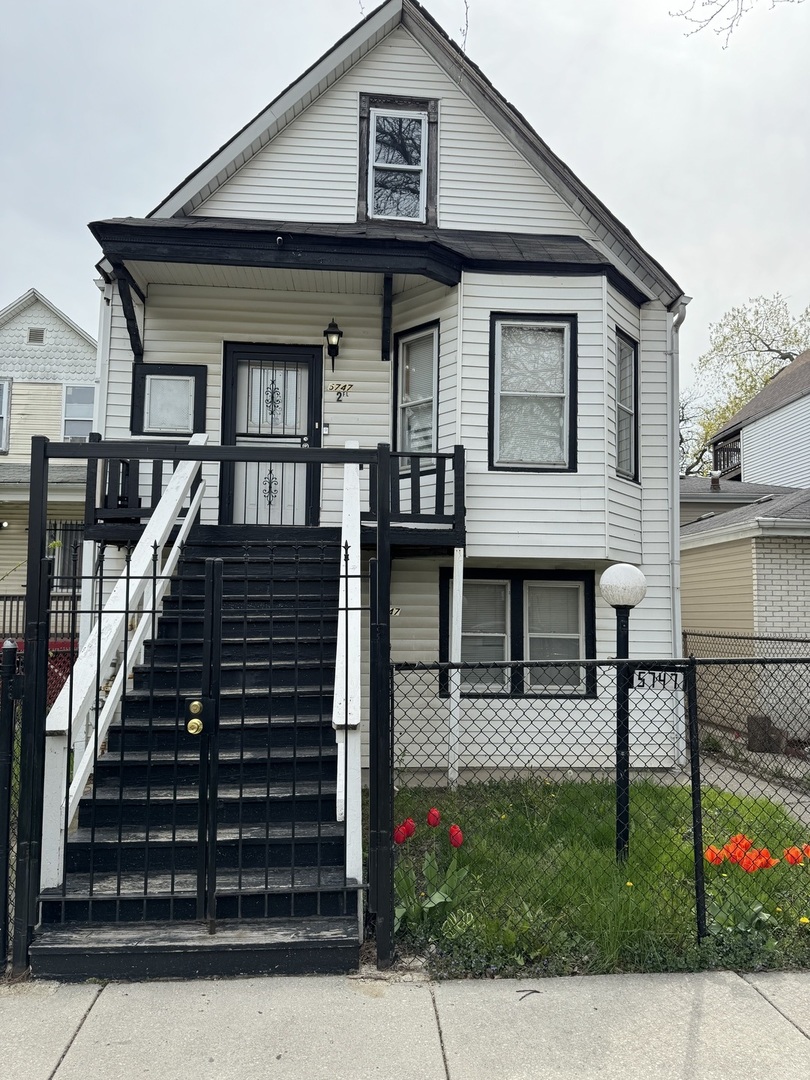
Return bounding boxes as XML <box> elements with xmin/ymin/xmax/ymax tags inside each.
<box><xmin>668</xmin><ymin>295</ymin><xmax>690</xmax><ymax>658</ymax></box>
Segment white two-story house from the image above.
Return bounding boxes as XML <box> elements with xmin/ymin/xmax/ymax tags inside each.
<box><xmin>25</xmin><ymin>0</ymin><xmax>687</xmax><ymax>979</ymax></box>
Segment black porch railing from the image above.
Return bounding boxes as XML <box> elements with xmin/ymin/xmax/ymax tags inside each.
<box><xmin>713</xmin><ymin>437</ymin><xmax>741</xmax><ymax>475</ymax></box>
<box><xmin>9</xmin><ymin>435</ymin><xmax>406</xmax><ymax>973</ymax></box>
<box><xmin>0</xmin><ymin>593</ymin><xmax>80</xmax><ymax>641</ymax></box>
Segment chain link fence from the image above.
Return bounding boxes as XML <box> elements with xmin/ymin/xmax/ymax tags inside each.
<box><xmin>1</xmin><ymin>648</ymin><xmax>22</xmax><ymax>971</ymax></box>
<box><xmin>390</xmin><ymin>658</ymin><xmax>810</xmax><ymax>976</ymax></box>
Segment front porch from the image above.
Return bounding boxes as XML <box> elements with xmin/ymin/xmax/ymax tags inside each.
<box><xmin>11</xmin><ymin>436</ymin><xmax>464</xmax><ymax>977</ymax></box>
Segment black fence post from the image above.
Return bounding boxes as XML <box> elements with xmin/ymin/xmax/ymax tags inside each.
<box><xmin>0</xmin><ymin>639</ymin><xmax>17</xmax><ymax>966</ymax></box>
<box><xmin>685</xmin><ymin>656</ymin><xmax>708</xmax><ymax>941</ymax></box>
<box><xmin>371</xmin><ymin>444</ymin><xmax>394</xmax><ymax>968</ymax></box>
<box><xmin>12</xmin><ymin>436</ymin><xmax>51</xmax><ymax>972</ymax></box>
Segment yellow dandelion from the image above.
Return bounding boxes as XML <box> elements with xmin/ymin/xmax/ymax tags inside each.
<box><xmin>626</xmin><ymin>881</ymin><xmax>633</xmax><ymax>887</ymax></box>
<box><xmin>776</xmin><ymin>907</ymin><xmax>783</xmax><ymax>913</ymax></box>
<box><xmin>800</xmin><ymin>917</ymin><xmax>810</xmax><ymax>925</ymax></box>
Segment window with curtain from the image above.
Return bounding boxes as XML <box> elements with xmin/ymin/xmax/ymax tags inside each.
<box><xmin>490</xmin><ymin>315</ymin><xmax>576</xmax><ymax>471</ymax></box>
<box><xmin>616</xmin><ymin>331</ymin><xmax>638</xmax><ymax>478</ymax></box>
<box><xmin>397</xmin><ymin>325</ymin><xmax>438</xmax><ymax>460</ymax></box>
<box><xmin>442</xmin><ymin>571</ymin><xmax>593</xmax><ymax>697</ymax></box>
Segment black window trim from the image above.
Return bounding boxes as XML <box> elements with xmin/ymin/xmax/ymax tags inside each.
<box><xmin>488</xmin><ymin>312</ymin><xmax>578</xmax><ymax>474</ymax></box>
<box><xmin>439</xmin><ymin>567</ymin><xmax>597</xmax><ymax>699</ymax></box>
<box><xmin>358</xmin><ymin>93</ymin><xmax>438</xmax><ymax>226</ymax></box>
<box><xmin>131</xmin><ymin>363</ymin><xmax>207</xmax><ymax>437</ymax></box>
<box><xmin>615</xmin><ymin>326</ymin><xmax>639</xmax><ymax>483</ymax></box>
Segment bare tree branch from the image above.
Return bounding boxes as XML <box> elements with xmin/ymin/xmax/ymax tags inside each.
<box><xmin>671</xmin><ymin>0</ymin><xmax>806</xmax><ymax>46</ymax></box>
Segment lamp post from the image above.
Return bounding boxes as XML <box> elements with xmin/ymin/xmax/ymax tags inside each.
<box><xmin>599</xmin><ymin>564</ymin><xmax>647</xmax><ymax>863</ymax></box>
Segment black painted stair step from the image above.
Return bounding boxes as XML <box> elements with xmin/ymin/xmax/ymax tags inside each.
<box><xmin>82</xmin><ymin>779</ymin><xmax>337</xmax><ymax>803</ymax></box>
<box><xmin>175</xmin><ymin>561</ymin><xmax>341</xmax><ymax>582</ymax></box>
<box><xmin>70</xmin><ymin>821</ymin><xmax>345</xmax><ymax>846</ymax></box>
<box><xmin>156</xmin><ymin>616</ymin><xmax>338</xmax><ymax>639</ymax></box>
<box><xmin>90</xmin><ymin>748</ymin><xmax>336</xmax><ymax>787</ymax></box>
<box><xmin>95</xmin><ymin>744</ymin><xmax>336</xmax><ymax>766</ymax></box>
<box><xmin>65</xmin><ymin>826</ymin><xmax>346</xmax><ymax>873</ymax></box>
<box><xmin>44</xmin><ymin>865</ymin><xmax>356</xmax><ymax>898</ymax></box>
<box><xmin>131</xmin><ymin>658</ymin><xmax>336</xmax><ymax>692</ymax></box>
<box><xmin>29</xmin><ymin>916</ymin><xmax>360</xmax><ymax>979</ymax></box>
<box><xmin>122</xmin><ymin>686</ymin><xmax>333</xmax><ymax>720</ymax></box>
<box><xmin>169</xmin><ymin>577</ymin><xmax>340</xmax><ymax>598</ymax></box>
<box><xmin>107</xmin><ymin>716</ymin><xmax>334</xmax><ymax>751</ymax></box>
<box><xmin>143</xmin><ymin>637</ymin><xmax>336</xmax><ymax>663</ymax></box>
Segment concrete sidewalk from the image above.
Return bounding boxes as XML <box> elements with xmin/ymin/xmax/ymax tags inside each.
<box><xmin>3</xmin><ymin>969</ymin><xmax>810</xmax><ymax>1080</ymax></box>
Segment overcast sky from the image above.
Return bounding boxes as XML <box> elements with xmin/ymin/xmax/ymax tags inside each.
<box><xmin>1</xmin><ymin>0</ymin><xmax>808</xmax><ymax>386</ymax></box>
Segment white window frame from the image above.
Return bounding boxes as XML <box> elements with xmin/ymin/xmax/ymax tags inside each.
<box><xmin>143</xmin><ymin>374</ymin><xmax>196</xmax><ymax>435</ymax></box>
<box><xmin>0</xmin><ymin>379</ymin><xmax>11</xmax><ymax>453</ymax></box>
<box><xmin>493</xmin><ymin>317</ymin><xmax>571</xmax><ymax>469</ymax></box>
<box><xmin>457</xmin><ymin>579</ymin><xmax>510</xmax><ymax>693</ymax></box>
<box><xmin>368</xmin><ymin>107</ymin><xmax>428</xmax><ymax>223</ymax></box>
<box><xmin>524</xmin><ymin>581</ymin><xmax>585</xmax><ymax>693</ymax></box>
<box><xmin>62</xmin><ymin>384</ymin><xmax>96</xmax><ymax>443</ymax></box>
<box><xmin>616</xmin><ymin>331</ymin><xmax>637</xmax><ymax>479</ymax></box>
<box><xmin>396</xmin><ymin>324</ymin><xmax>439</xmax><ymax>457</ymax></box>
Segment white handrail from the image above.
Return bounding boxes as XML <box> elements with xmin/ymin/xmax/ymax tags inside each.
<box><xmin>332</xmin><ymin>444</ymin><xmax>363</xmax><ymax>884</ymax></box>
<box><xmin>46</xmin><ymin>433</ymin><xmax>209</xmax><ymax>739</ymax></box>
<box><xmin>66</xmin><ymin>480</ymin><xmax>205</xmax><ymax>822</ymax></box>
<box><xmin>40</xmin><ymin>433</ymin><xmax>208</xmax><ymax>889</ymax></box>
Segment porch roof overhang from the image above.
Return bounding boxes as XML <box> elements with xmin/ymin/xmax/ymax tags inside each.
<box><xmin>89</xmin><ymin>217</ymin><xmax>652</xmax><ymax>306</ymax></box>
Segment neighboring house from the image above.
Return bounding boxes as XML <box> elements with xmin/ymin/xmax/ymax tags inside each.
<box><xmin>710</xmin><ymin>348</ymin><xmax>810</xmax><ymax>485</ymax></box>
<box><xmin>0</xmin><ymin>289</ymin><xmax>96</xmax><ymax>629</ymax></box>
<box><xmin>25</xmin><ymin>0</ymin><xmax>687</xmax><ymax>977</ymax></box>
<box><xmin>681</xmin><ymin>489</ymin><xmax>810</xmax><ymax>741</ymax></box>
<box><xmin>680</xmin><ymin>474</ymin><xmax>797</xmax><ymax>528</ymax></box>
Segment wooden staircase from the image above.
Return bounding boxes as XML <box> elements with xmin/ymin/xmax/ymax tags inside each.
<box><xmin>31</xmin><ymin>529</ymin><xmax>361</xmax><ymax>979</ymax></box>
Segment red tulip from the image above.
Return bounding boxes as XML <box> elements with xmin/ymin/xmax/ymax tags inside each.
<box><xmin>449</xmin><ymin>824</ymin><xmax>463</xmax><ymax>848</ymax></box>
<box><xmin>403</xmin><ymin>818</ymin><xmax>416</xmax><ymax>838</ymax></box>
<box><xmin>393</xmin><ymin>824</ymin><xmax>408</xmax><ymax>844</ymax></box>
<box><xmin>427</xmin><ymin>807</ymin><xmax>441</xmax><ymax>827</ymax></box>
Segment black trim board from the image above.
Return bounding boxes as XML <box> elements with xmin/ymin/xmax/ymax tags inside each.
<box><xmin>438</xmin><ymin>567</ymin><xmax>597</xmax><ymax>698</ymax></box>
<box><xmin>488</xmin><ymin>313</ymin><xmax>578</xmax><ymax>474</ymax></box>
<box><xmin>89</xmin><ymin>220</ymin><xmax>651</xmax><ymax>306</ymax></box>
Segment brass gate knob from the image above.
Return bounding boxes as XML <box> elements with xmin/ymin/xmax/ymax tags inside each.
<box><xmin>186</xmin><ymin>718</ymin><xmax>204</xmax><ymax>735</ymax></box>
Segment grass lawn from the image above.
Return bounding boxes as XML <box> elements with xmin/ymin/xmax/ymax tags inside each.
<box><xmin>393</xmin><ymin>778</ymin><xmax>810</xmax><ymax>977</ymax></box>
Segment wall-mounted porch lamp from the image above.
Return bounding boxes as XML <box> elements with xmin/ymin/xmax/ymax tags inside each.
<box><xmin>599</xmin><ymin>563</ymin><xmax>647</xmax><ymax>864</ymax></box>
<box><xmin>323</xmin><ymin>319</ymin><xmax>343</xmax><ymax>371</ymax></box>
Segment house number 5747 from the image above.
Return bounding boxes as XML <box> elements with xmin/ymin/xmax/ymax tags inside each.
<box><xmin>328</xmin><ymin>382</ymin><xmax>353</xmax><ymax>402</ymax></box>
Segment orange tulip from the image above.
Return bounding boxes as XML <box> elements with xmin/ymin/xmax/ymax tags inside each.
<box><xmin>785</xmin><ymin>847</ymin><xmax>804</xmax><ymax>866</ymax></box>
<box><xmin>723</xmin><ymin>834</ymin><xmax>753</xmax><ymax>864</ymax></box>
<box><xmin>705</xmin><ymin>845</ymin><xmax>725</xmax><ymax>865</ymax></box>
<box><xmin>802</xmin><ymin>845</ymin><xmax>810</xmax><ymax>859</ymax></box>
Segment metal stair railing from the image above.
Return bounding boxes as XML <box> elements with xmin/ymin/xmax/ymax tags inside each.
<box><xmin>40</xmin><ymin>433</ymin><xmax>209</xmax><ymax>890</ymax></box>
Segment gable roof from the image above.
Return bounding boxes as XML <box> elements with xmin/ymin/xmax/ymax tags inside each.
<box><xmin>148</xmin><ymin>0</ymin><xmax>684</xmax><ymax>309</ymax></box>
<box><xmin>680</xmin><ymin>476</ymin><xmax>797</xmax><ymax>500</ymax></box>
<box><xmin>681</xmin><ymin>487</ymin><xmax>810</xmax><ymax>546</ymax></box>
<box><xmin>0</xmin><ymin>288</ymin><xmax>96</xmax><ymax>349</ymax></box>
<box><xmin>711</xmin><ymin>349</ymin><xmax>810</xmax><ymax>444</ymax></box>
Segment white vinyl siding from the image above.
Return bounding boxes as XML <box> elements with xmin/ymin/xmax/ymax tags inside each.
<box><xmin>195</xmin><ymin>28</ymin><xmax>592</xmax><ymax>237</ymax></box>
<box><xmin>6</xmin><ymin>382</ymin><xmax>62</xmax><ymax>462</ymax></box>
<box><xmin>741</xmin><ymin>397</ymin><xmax>810</xmax><ymax>487</ymax></box>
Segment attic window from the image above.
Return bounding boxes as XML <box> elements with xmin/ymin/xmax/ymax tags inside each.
<box><xmin>28</xmin><ymin>328</ymin><xmax>45</xmax><ymax>344</ymax></box>
<box><xmin>358</xmin><ymin>94</ymin><xmax>438</xmax><ymax>225</ymax></box>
